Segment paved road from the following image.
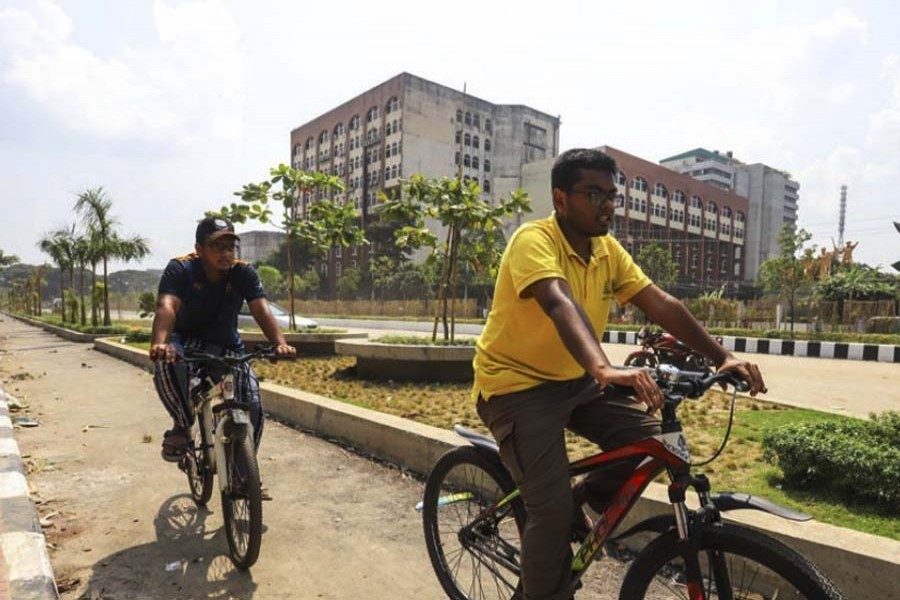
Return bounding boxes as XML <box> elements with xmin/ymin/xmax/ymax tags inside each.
<box><xmin>318</xmin><ymin>318</ymin><xmax>900</xmax><ymax>419</ymax></box>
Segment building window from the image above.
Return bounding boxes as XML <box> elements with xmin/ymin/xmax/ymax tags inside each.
<box><xmin>691</xmin><ymin>196</ymin><xmax>703</xmax><ymax>209</ymax></box>
<box><xmin>386</xmin><ymin>96</ymin><xmax>400</xmax><ymax>113</ymax></box>
<box><xmin>455</xmin><ymin>130</ymin><xmax>461</xmax><ymax>144</ymax></box>
<box><xmin>464</xmin><ymin>154</ymin><xmax>471</xmax><ymax>167</ymax></box>
<box><xmin>390</xmin><ymin>164</ymin><xmax>398</xmax><ymax>179</ymax></box>
<box><xmin>349</xmin><ymin>115</ymin><xmax>360</xmax><ymax>130</ymax></box>
<box><xmin>736</xmin><ymin>211</ymin><xmax>745</xmax><ymax>222</ymax></box>
<box><xmin>632</xmin><ymin>177</ymin><xmax>648</xmax><ymax>192</ymax></box>
<box><xmin>672</xmin><ymin>190</ymin><xmax>685</xmax><ymax>204</ymax></box>
<box><xmin>465</xmin><ymin>112</ymin><xmax>472</xmax><ymax>125</ymax></box>
<box><xmin>484</xmin><ymin>159</ymin><xmax>491</xmax><ymax>172</ymax></box>
<box><xmin>456</xmin><ymin>109</ymin><xmax>463</xmax><ymax>122</ymax></box>
<box><xmin>320</xmin><ymin>262</ymin><xmax>328</xmax><ymax>276</ymax></box>
<box><xmin>473</xmin><ymin>135</ymin><xmax>480</xmax><ymax>149</ymax></box>
<box><xmin>367</xmin><ymin>106</ymin><xmax>379</xmax><ymax>123</ymax></box>
<box><xmin>485</xmin><ymin>118</ymin><xmax>492</xmax><ymax>133</ymax></box>
<box><xmin>615</xmin><ymin>171</ymin><xmax>627</xmax><ymax>186</ymax></box>
<box><xmin>653</xmin><ymin>183</ymin><xmax>668</xmax><ymax>198</ymax></box>
<box><xmin>525</xmin><ymin>123</ymin><xmax>547</xmax><ymax>147</ymax></box>
<box><xmin>293</xmin><ymin>143</ymin><xmax>301</xmax><ymax>156</ymax></box>
<box><xmin>306</xmin><ymin>136</ymin><xmax>314</xmax><ymax>150</ymax></box>
<box><xmin>722</xmin><ymin>206</ymin><xmax>732</xmax><ymax>218</ymax></box>
<box><xmin>484</xmin><ymin>178</ymin><xmax>491</xmax><ymax>193</ymax></box>
<box><xmin>455</xmin><ymin>152</ymin><xmax>460</xmax><ymax>165</ymax></box>
<box><xmin>464</xmin><ymin>133</ymin><xmax>471</xmax><ymax>146</ymax></box>
<box><xmin>473</xmin><ymin>114</ymin><xmax>480</xmax><ymax>128</ymax></box>
<box><xmin>319</xmin><ymin>130</ymin><xmax>328</xmax><ymax>144</ymax></box>
<box><xmin>707</xmin><ymin>201</ymin><xmax>718</xmax><ymax>214</ymax></box>
<box><xmin>484</xmin><ymin>139</ymin><xmax>491</xmax><ymax>152</ymax></box>
<box><xmin>472</xmin><ymin>156</ymin><xmax>479</xmax><ymax>170</ymax></box>
<box><xmin>334</xmin><ymin>123</ymin><xmax>344</xmax><ymax>137</ymax></box>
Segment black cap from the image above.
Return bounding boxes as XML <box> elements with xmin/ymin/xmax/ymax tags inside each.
<box><xmin>196</xmin><ymin>216</ymin><xmax>239</xmax><ymax>245</ymax></box>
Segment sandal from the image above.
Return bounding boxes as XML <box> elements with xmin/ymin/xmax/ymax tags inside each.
<box><xmin>161</xmin><ymin>428</ymin><xmax>188</xmax><ymax>463</ymax></box>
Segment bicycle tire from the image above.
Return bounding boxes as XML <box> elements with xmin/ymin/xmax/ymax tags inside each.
<box><xmin>221</xmin><ymin>430</ymin><xmax>263</xmax><ymax>569</ymax></box>
<box><xmin>183</xmin><ymin>422</ymin><xmax>213</xmax><ymax>506</ymax></box>
<box><xmin>619</xmin><ymin>522</ymin><xmax>846</xmax><ymax>600</ymax></box>
<box><xmin>422</xmin><ymin>446</ymin><xmax>526</xmax><ymax>600</ymax></box>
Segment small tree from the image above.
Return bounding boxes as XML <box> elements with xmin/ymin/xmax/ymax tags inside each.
<box><xmin>335</xmin><ymin>267</ymin><xmax>362</xmax><ymax>300</ymax></box>
<box><xmin>377</xmin><ymin>175</ymin><xmax>529</xmax><ymax>342</ymax></box>
<box><xmin>0</xmin><ymin>249</ymin><xmax>19</xmax><ymax>270</ymax></box>
<box><xmin>256</xmin><ymin>265</ymin><xmax>284</xmax><ymax>300</ymax></box>
<box><xmin>636</xmin><ymin>242</ymin><xmax>678</xmax><ymax>291</ymax></box>
<box><xmin>758</xmin><ymin>225</ymin><xmax>814</xmax><ymax>336</ymax></box>
<box><xmin>212</xmin><ymin>164</ymin><xmax>366</xmax><ymax>330</ymax></box>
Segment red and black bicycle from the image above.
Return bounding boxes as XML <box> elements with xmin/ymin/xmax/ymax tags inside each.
<box><xmin>420</xmin><ymin>366</ymin><xmax>845</xmax><ymax>600</ymax></box>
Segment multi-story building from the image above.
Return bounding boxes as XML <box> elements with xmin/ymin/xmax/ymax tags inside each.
<box><xmin>661</xmin><ymin>148</ymin><xmax>799</xmax><ymax>280</ymax></box>
<box><xmin>288</xmin><ymin>72</ymin><xmax>560</xmax><ymax>294</ymax></box>
<box><xmin>236</xmin><ymin>230</ymin><xmax>286</xmax><ymax>264</ymax></box>
<box><xmin>521</xmin><ymin>146</ymin><xmax>748</xmax><ymax>291</ymax></box>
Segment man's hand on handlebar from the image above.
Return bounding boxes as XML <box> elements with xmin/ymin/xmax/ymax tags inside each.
<box><xmin>149</xmin><ymin>343</ymin><xmax>179</xmax><ymax>364</ymax></box>
<box><xmin>273</xmin><ymin>343</ymin><xmax>296</xmax><ymax>358</ymax></box>
<box><xmin>595</xmin><ymin>364</ymin><xmax>665</xmax><ymax>414</ymax></box>
<box><xmin>716</xmin><ymin>354</ymin><xmax>767</xmax><ymax>396</ymax></box>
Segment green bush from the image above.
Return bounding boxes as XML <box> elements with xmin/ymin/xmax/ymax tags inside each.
<box><xmin>33</xmin><ymin>315</ymin><xmax>126</xmax><ymax>335</ymax></box>
<box><xmin>123</xmin><ymin>328</ymin><xmax>152</xmax><ymax>343</ymax></box>
<box><xmin>762</xmin><ymin>411</ymin><xmax>900</xmax><ymax>510</ymax></box>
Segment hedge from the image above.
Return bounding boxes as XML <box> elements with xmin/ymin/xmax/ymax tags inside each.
<box><xmin>762</xmin><ymin>412</ymin><xmax>900</xmax><ymax>509</ymax></box>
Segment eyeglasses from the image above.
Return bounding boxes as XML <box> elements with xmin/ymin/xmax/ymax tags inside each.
<box><xmin>207</xmin><ymin>241</ymin><xmax>239</xmax><ymax>253</ymax></box>
<box><xmin>568</xmin><ymin>188</ymin><xmax>623</xmax><ymax>208</ymax></box>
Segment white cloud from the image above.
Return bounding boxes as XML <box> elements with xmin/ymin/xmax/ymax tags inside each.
<box><xmin>0</xmin><ymin>0</ymin><xmax>245</xmax><ymax>145</ymax></box>
<box><xmin>808</xmin><ymin>7</ymin><xmax>867</xmax><ymax>43</ymax></box>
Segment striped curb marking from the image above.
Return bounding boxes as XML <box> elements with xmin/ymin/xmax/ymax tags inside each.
<box><xmin>0</xmin><ymin>388</ymin><xmax>58</xmax><ymax>599</ymax></box>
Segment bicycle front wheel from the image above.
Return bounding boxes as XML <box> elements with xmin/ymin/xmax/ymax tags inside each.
<box><xmin>422</xmin><ymin>445</ymin><xmax>526</xmax><ymax>600</ymax></box>
<box><xmin>620</xmin><ymin>522</ymin><xmax>846</xmax><ymax>600</ymax></box>
<box><xmin>182</xmin><ymin>422</ymin><xmax>213</xmax><ymax>506</ymax></box>
<box><xmin>221</xmin><ymin>431</ymin><xmax>263</xmax><ymax>569</ymax></box>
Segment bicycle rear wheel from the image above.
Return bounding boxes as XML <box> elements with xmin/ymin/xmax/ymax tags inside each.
<box><xmin>182</xmin><ymin>422</ymin><xmax>213</xmax><ymax>506</ymax></box>
<box><xmin>221</xmin><ymin>431</ymin><xmax>263</xmax><ymax>569</ymax></box>
<box><xmin>619</xmin><ymin>522</ymin><xmax>846</xmax><ymax>600</ymax></box>
<box><xmin>422</xmin><ymin>446</ymin><xmax>526</xmax><ymax>600</ymax></box>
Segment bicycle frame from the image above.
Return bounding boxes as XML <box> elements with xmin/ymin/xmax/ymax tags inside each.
<box><xmin>192</xmin><ymin>369</ymin><xmax>255</xmax><ymax>494</ymax></box>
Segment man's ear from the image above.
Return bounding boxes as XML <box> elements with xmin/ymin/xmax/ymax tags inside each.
<box><xmin>551</xmin><ymin>187</ymin><xmax>567</xmax><ymax>214</ymax></box>
<box><xmin>194</xmin><ymin>242</ymin><xmax>202</xmax><ymax>254</ymax></box>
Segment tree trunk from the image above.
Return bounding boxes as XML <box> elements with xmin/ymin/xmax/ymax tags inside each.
<box><xmin>448</xmin><ymin>228</ymin><xmax>461</xmax><ymax>343</ymax></box>
<box><xmin>59</xmin><ymin>268</ymin><xmax>66</xmax><ymax>322</ymax></box>
<box><xmin>91</xmin><ymin>266</ymin><xmax>98</xmax><ymax>327</ymax></box>
<box><xmin>79</xmin><ymin>264</ymin><xmax>87</xmax><ymax>325</ymax></box>
<box><xmin>287</xmin><ymin>236</ymin><xmax>296</xmax><ymax>331</ymax></box>
<box><xmin>432</xmin><ymin>226</ymin><xmax>454</xmax><ymax>342</ymax></box>
<box><xmin>102</xmin><ymin>253</ymin><xmax>110</xmax><ymax>326</ymax></box>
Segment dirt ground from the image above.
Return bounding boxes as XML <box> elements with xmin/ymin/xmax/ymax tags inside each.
<box><xmin>0</xmin><ymin>318</ymin><xmax>636</xmax><ymax>600</ymax></box>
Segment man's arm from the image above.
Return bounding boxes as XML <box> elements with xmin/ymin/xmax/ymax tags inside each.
<box><xmin>149</xmin><ymin>294</ymin><xmax>181</xmax><ymax>363</ymax></box>
<box><xmin>528</xmin><ymin>278</ymin><xmax>664</xmax><ymax>411</ymax></box>
<box><xmin>247</xmin><ymin>298</ymin><xmax>297</xmax><ymax>357</ymax></box>
<box><xmin>629</xmin><ymin>284</ymin><xmax>766</xmax><ymax>395</ymax></box>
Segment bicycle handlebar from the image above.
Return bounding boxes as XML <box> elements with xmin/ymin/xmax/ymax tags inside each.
<box><xmin>655</xmin><ymin>364</ymin><xmax>749</xmax><ymax>398</ymax></box>
<box><xmin>178</xmin><ymin>346</ymin><xmax>295</xmax><ymax>368</ymax></box>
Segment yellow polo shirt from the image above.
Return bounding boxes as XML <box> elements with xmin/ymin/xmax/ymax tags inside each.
<box><xmin>473</xmin><ymin>213</ymin><xmax>652</xmax><ymax>400</ymax></box>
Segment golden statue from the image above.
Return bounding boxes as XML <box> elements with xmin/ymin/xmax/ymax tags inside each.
<box><xmin>817</xmin><ymin>247</ymin><xmax>833</xmax><ymax>279</ymax></box>
<box><xmin>841</xmin><ymin>241</ymin><xmax>858</xmax><ymax>266</ymax></box>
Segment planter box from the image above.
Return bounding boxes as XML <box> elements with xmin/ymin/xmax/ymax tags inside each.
<box><xmin>240</xmin><ymin>330</ymin><xmax>368</xmax><ymax>356</ymax></box>
<box><xmin>335</xmin><ymin>338</ymin><xmax>475</xmax><ymax>382</ymax></box>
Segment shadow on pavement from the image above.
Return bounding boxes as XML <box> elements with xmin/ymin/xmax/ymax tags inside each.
<box><xmin>75</xmin><ymin>494</ymin><xmax>258</xmax><ymax>599</ymax></box>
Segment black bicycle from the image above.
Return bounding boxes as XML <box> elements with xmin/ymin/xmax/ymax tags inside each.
<box><xmin>420</xmin><ymin>365</ymin><xmax>846</xmax><ymax>599</ymax></box>
<box><xmin>179</xmin><ymin>347</ymin><xmax>292</xmax><ymax>569</ymax></box>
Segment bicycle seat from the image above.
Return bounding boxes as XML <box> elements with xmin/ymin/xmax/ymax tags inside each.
<box><xmin>453</xmin><ymin>425</ymin><xmax>499</xmax><ymax>453</ymax></box>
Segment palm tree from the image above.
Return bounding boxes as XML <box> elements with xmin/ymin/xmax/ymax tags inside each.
<box><xmin>75</xmin><ymin>187</ymin><xmax>117</xmax><ymax>325</ymax></box>
<box><xmin>37</xmin><ymin>228</ymin><xmax>75</xmax><ymax>321</ymax></box>
<box><xmin>0</xmin><ymin>249</ymin><xmax>19</xmax><ymax>270</ymax></box>
<box><xmin>73</xmin><ymin>234</ymin><xmax>91</xmax><ymax>325</ymax></box>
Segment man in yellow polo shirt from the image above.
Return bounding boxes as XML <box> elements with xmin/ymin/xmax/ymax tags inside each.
<box><xmin>474</xmin><ymin>148</ymin><xmax>766</xmax><ymax>600</ymax></box>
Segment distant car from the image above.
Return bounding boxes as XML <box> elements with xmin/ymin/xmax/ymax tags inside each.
<box><xmin>237</xmin><ymin>302</ymin><xmax>318</xmax><ymax>331</ymax></box>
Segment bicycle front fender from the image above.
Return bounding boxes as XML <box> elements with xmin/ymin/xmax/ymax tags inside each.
<box><xmin>711</xmin><ymin>492</ymin><xmax>812</xmax><ymax>521</ymax></box>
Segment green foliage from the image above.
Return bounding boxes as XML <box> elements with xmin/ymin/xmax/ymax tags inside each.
<box><xmin>123</xmin><ymin>328</ymin><xmax>152</xmax><ymax>343</ymax></box>
<box><xmin>0</xmin><ymin>249</ymin><xmax>19</xmax><ymax>270</ymax></box>
<box><xmin>815</xmin><ymin>264</ymin><xmax>898</xmax><ymax>301</ymax></box>
<box><xmin>636</xmin><ymin>242</ymin><xmax>678</xmax><ymax>290</ymax></box>
<box><xmin>758</xmin><ymin>226</ymin><xmax>815</xmax><ymax>335</ymax></box>
<box><xmin>213</xmin><ymin>163</ymin><xmax>366</xmax><ymax>328</ymax></box>
<box><xmin>373</xmin><ymin>334</ymin><xmax>477</xmax><ymax>346</ymax></box>
<box><xmin>763</xmin><ymin>411</ymin><xmax>900</xmax><ymax>509</ymax></box>
<box><xmin>292</xmin><ymin>269</ymin><xmax>321</xmax><ymax>300</ymax></box>
<box><xmin>30</xmin><ymin>314</ymin><xmax>126</xmax><ymax>335</ymax></box>
<box><xmin>335</xmin><ymin>267</ymin><xmax>361</xmax><ymax>300</ymax></box>
<box><xmin>376</xmin><ymin>175</ymin><xmax>530</xmax><ymax>341</ymax></box>
<box><xmin>137</xmin><ymin>291</ymin><xmax>156</xmax><ymax>319</ymax></box>
<box><xmin>256</xmin><ymin>265</ymin><xmax>284</xmax><ymax>299</ymax></box>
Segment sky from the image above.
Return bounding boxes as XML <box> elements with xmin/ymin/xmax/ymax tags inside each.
<box><xmin>1</xmin><ymin>0</ymin><xmax>898</xmax><ymax>274</ymax></box>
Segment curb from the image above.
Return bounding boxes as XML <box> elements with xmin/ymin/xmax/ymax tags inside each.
<box><xmin>602</xmin><ymin>329</ymin><xmax>900</xmax><ymax>363</ymax></box>
<box><xmin>0</xmin><ymin>388</ymin><xmax>58</xmax><ymax>600</ymax></box>
<box><xmin>4</xmin><ymin>314</ymin><xmax>111</xmax><ymax>344</ymax></box>
<box><xmin>93</xmin><ymin>337</ymin><xmax>900</xmax><ymax>600</ymax></box>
